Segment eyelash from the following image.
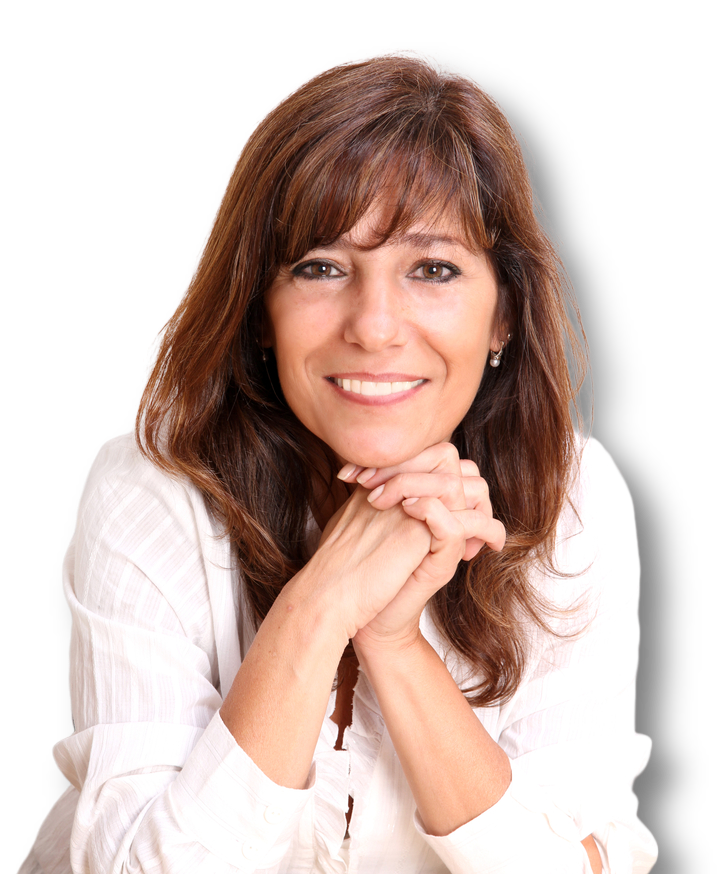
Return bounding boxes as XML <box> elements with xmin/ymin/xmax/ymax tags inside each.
<box><xmin>289</xmin><ymin>259</ymin><xmax>461</xmax><ymax>283</ymax></box>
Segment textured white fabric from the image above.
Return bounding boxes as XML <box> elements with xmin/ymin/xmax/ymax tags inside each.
<box><xmin>20</xmin><ymin>433</ymin><xmax>657</xmax><ymax>873</ymax></box>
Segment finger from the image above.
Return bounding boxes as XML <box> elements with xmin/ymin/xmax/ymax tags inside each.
<box><xmin>398</xmin><ymin>498</ymin><xmax>504</xmax><ymax>597</ymax></box>
<box><xmin>367</xmin><ymin>471</ymin><xmax>467</xmax><ymax>511</ymax></box>
<box><xmin>461</xmin><ymin>538</ymin><xmax>486</xmax><ymax>561</ymax></box>
<box><xmin>399</xmin><ymin>496</ymin><xmax>469</xmax><ymax>590</ymax></box>
<box><xmin>460</xmin><ymin>475</ymin><xmax>492</xmax><ymax>516</ymax></box>
<box><xmin>337</xmin><ymin>463</ymin><xmax>366</xmax><ymax>483</ymax></box>
<box><xmin>459</xmin><ymin>458</ymin><xmax>480</xmax><ymax>478</ymax></box>
<box><xmin>367</xmin><ymin>468</ymin><xmax>492</xmax><ymax>516</ymax></box>
<box><xmin>403</xmin><ymin>498</ymin><xmax>506</xmax><ymax>554</ymax></box>
<box><xmin>353</xmin><ymin>442</ymin><xmax>462</xmax><ymax>489</ymax></box>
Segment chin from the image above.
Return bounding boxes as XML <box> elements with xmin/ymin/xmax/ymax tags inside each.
<box><xmin>330</xmin><ymin>434</ymin><xmax>431</xmax><ymax>470</ymax></box>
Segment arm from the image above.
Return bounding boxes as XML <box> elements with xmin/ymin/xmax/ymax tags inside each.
<box><xmin>51</xmin><ymin>437</ymin><xmax>438</xmax><ymax>871</ymax></box>
<box><xmin>218</xmin><ymin>568</ymin><xmax>348</xmax><ymax>792</ymax></box>
<box><xmin>219</xmin><ymin>486</ymin><xmax>435</xmax><ymax>789</ymax></box>
<box><xmin>350</xmin><ymin>440</ymin><xmax>655</xmax><ymax>873</ymax></box>
<box><xmin>355</xmin><ymin>631</ymin><xmax>511</xmax><ymax>836</ymax></box>
<box><xmin>53</xmin><ymin>438</ymin><xmax>318</xmax><ymax>873</ymax></box>
<box><xmin>356</xmin><ymin>633</ymin><xmax>601</xmax><ymax>872</ymax></box>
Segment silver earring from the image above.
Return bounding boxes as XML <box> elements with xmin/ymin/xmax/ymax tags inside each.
<box><xmin>261</xmin><ymin>348</ymin><xmax>268</xmax><ymax>363</ymax></box>
<box><xmin>489</xmin><ymin>334</ymin><xmax>511</xmax><ymax>368</ymax></box>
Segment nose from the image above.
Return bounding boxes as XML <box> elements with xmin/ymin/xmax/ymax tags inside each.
<box><xmin>342</xmin><ymin>270</ymin><xmax>406</xmax><ymax>351</ymax></box>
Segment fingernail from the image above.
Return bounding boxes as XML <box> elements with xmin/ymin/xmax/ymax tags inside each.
<box><xmin>402</xmin><ymin>497</ymin><xmax>419</xmax><ymax>505</ymax></box>
<box><xmin>337</xmin><ymin>463</ymin><xmax>359</xmax><ymax>481</ymax></box>
<box><xmin>367</xmin><ymin>484</ymin><xmax>384</xmax><ymax>502</ymax></box>
<box><xmin>356</xmin><ymin>468</ymin><xmax>377</xmax><ymax>485</ymax></box>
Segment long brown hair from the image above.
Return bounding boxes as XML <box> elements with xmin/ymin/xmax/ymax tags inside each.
<box><xmin>137</xmin><ymin>56</ymin><xmax>587</xmax><ymax>706</ymax></box>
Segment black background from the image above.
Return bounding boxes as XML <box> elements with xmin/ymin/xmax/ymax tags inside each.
<box><xmin>17</xmin><ymin>34</ymin><xmax>672</xmax><ymax>871</ymax></box>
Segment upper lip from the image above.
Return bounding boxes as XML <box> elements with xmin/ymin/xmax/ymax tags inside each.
<box><xmin>327</xmin><ymin>372</ymin><xmax>426</xmax><ymax>381</ymax></box>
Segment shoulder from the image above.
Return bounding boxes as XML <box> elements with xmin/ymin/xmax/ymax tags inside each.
<box><xmin>562</xmin><ymin>437</ymin><xmax>638</xmax><ymax>555</ymax></box>
<box><xmin>80</xmin><ymin>432</ymin><xmax>196</xmax><ymax>516</ymax></box>
<box><xmin>70</xmin><ymin>434</ymin><xmax>229</xmax><ymax>644</ymax></box>
<box><xmin>538</xmin><ymin>435</ymin><xmax>640</xmax><ymax>618</ymax></box>
<box><xmin>573</xmin><ymin>435</ymin><xmax>634</xmax><ymax>520</ymax></box>
<box><xmin>76</xmin><ymin>433</ymin><xmax>215</xmax><ymax>550</ymax></box>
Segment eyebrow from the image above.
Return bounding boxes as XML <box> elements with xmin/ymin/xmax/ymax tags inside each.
<box><xmin>326</xmin><ymin>231</ymin><xmax>467</xmax><ymax>251</ymax></box>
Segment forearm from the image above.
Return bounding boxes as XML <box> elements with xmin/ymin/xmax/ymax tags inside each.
<box><xmin>356</xmin><ymin>634</ymin><xmax>603</xmax><ymax>871</ymax></box>
<box><xmin>220</xmin><ymin>568</ymin><xmax>349</xmax><ymax>790</ymax></box>
<box><xmin>355</xmin><ymin>632</ymin><xmax>511</xmax><ymax>836</ymax></box>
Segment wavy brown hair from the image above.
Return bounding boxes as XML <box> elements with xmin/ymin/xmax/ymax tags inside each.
<box><xmin>137</xmin><ymin>56</ymin><xmax>587</xmax><ymax>707</ymax></box>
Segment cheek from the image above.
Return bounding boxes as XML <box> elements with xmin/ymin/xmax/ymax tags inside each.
<box><xmin>268</xmin><ymin>310</ymin><xmax>330</xmax><ymax>422</ymax></box>
<box><xmin>427</xmin><ymin>304</ymin><xmax>494</xmax><ymax>367</ymax></box>
<box><xmin>268</xmin><ymin>301</ymin><xmax>308</xmax><ymax>365</ymax></box>
<box><xmin>268</xmin><ymin>292</ymin><xmax>337</xmax><ymax>351</ymax></box>
<box><xmin>274</xmin><ymin>338</ymin><xmax>312</xmax><ymax>406</ymax></box>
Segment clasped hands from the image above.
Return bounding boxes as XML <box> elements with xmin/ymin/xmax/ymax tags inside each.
<box><xmin>311</xmin><ymin>442</ymin><xmax>506</xmax><ymax>654</ymax></box>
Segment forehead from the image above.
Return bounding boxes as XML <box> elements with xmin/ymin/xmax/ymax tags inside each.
<box><xmin>316</xmin><ymin>204</ymin><xmax>479</xmax><ymax>255</ymax></box>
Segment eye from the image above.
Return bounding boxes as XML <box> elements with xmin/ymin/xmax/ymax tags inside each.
<box><xmin>291</xmin><ymin>260</ymin><xmax>344</xmax><ymax>279</ymax></box>
<box><xmin>411</xmin><ymin>261</ymin><xmax>461</xmax><ymax>283</ymax></box>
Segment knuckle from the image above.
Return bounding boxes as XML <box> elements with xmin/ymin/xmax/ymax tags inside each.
<box><xmin>437</xmin><ymin>442</ymin><xmax>460</xmax><ymax>465</ymax></box>
<box><xmin>420</xmin><ymin>495</ymin><xmax>439</xmax><ymax>512</ymax></box>
<box><xmin>441</xmin><ymin>513</ymin><xmax>465</xmax><ymax>540</ymax></box>
<box><xmin>443</xmin><ymin>472</ymin><xmax>463</xmax><ymax>492</ymax></box>
<box><xmin>389</xmin><ymin>472</ymin><xmax>416</xmax><ymax>499</ymax></box>
<box><xmin>460</xmin><ymin>459</ymin><xmax>480</xmax><ymax>477</ymax></box>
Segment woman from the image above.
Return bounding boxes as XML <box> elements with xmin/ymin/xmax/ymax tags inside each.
<box><xmin>21</xmin><ymin>56</ymin><xmax>656</xmax><ymax>873</ymax></box>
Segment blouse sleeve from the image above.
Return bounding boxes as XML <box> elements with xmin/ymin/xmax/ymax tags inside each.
<box><xmin>416</xmin><ymin>438</ymin><xmax>658</xmax><ymax>873</ymax></box>
<box><xmin>51</xmin><ymin>436</ymin><xmax>314</xmax><ymax>873</ymax></box>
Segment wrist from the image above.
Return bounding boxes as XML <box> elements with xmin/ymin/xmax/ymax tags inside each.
<box><xmin>353</xmin><ymin>625</ymin><xmax>428</xmax><ymax>673</ymax></box>
<box><xmin>275</xmin><ymin>563</ymin><xmax>352</xmax><ymax>657</ymax></box>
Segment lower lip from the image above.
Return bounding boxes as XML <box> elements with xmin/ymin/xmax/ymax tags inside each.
<box><xmin>327</xmin><ymin>378</ymin><xmax>427</xmax><ymax>406</ymax></box>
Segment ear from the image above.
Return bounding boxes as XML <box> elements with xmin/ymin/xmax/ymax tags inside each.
<box><xmin>490</xmin><ymin>326</ymin><xmax>511</xmax><ymax>353</ymax></box>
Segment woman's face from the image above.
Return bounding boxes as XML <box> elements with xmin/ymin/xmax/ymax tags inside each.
<box><xmin>264</xmin><ymin>209</ymin><xmax>502</xmax><ymax>469</ymax></box>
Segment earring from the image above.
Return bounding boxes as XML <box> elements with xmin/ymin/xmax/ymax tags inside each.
<box><xmin>489</xmin><ymin>333</ymin><xmax>511</xmax><ymax>368</ymax></box>
<box><xmin>261</xmin><ymin>348</ymin><xmax>268</xmax><ymax>363</ymax></box>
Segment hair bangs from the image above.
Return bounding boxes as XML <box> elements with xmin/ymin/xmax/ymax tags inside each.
<box><xmin>270</xmin><ymin>119</ymin><xmax>495</xmax><ymax>268</ymax></box>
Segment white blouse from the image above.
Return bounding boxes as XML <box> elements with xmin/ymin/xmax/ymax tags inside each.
<box><xmin>20</xmin><ymin>434</ymin><xmax>657</xmax><ymax>874</ymax></box>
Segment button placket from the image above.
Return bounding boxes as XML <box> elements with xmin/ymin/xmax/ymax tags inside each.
<box><xmin>264</xmin><ymin>805</ymin><xmax>283</xmax><ymax>824</ymax></box>
<box><xmin>241</xmin><ymin>838</ymin><xmax>262</xmax><ymax>860</ymax></box>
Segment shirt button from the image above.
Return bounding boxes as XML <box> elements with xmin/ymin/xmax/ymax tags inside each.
<box><xmin>242</xmin><ymin>839</ymin><xmax>261</xmax><ymax>860</ymax></box>
<box><xmin>264</xmin><ymin>805</ymin><xmax>283</xmax><ymax>824</ymax></box>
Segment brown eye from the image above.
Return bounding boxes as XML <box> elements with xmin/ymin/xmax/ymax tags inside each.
<box><xmin>309</xmin><ymin>262</ymin><xmax>333</xmax><ymax>277</ymax></box>
<box><xmin>421</xmin><ymin>263</ymin><xmax>445</xmax><ymax>279</ymax></box>
<box><xmin>414</xmin><ymin>261</ymin><xmax>460</xmax><ymax>282</ymax></box>
<box><xmin>291</xmin><ymin>260</ymin><xmax>342</xmax><ymax>279</ymax></box>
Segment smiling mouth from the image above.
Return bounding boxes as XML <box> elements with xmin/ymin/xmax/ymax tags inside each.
<box><xmin>331</xmin><ymin>377</ymin><xmax>425</xmax><ymax>397</ymax></box>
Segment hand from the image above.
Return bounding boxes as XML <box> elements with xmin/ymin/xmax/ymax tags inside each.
<box><xmin>338</xmin><ymin>443</ymin><xmax>506</xmax><ymax>650</ymax></box>
<box><xmin>310</xmin><ymin>486</ymin><xmax>433</xmax><ymax>641</ymax></box>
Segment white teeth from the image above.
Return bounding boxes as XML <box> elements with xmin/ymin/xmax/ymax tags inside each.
<box><xmin>334</xmin><ymin>378</ymin><xmax>424</xmax><ymax>395</ymax></box>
